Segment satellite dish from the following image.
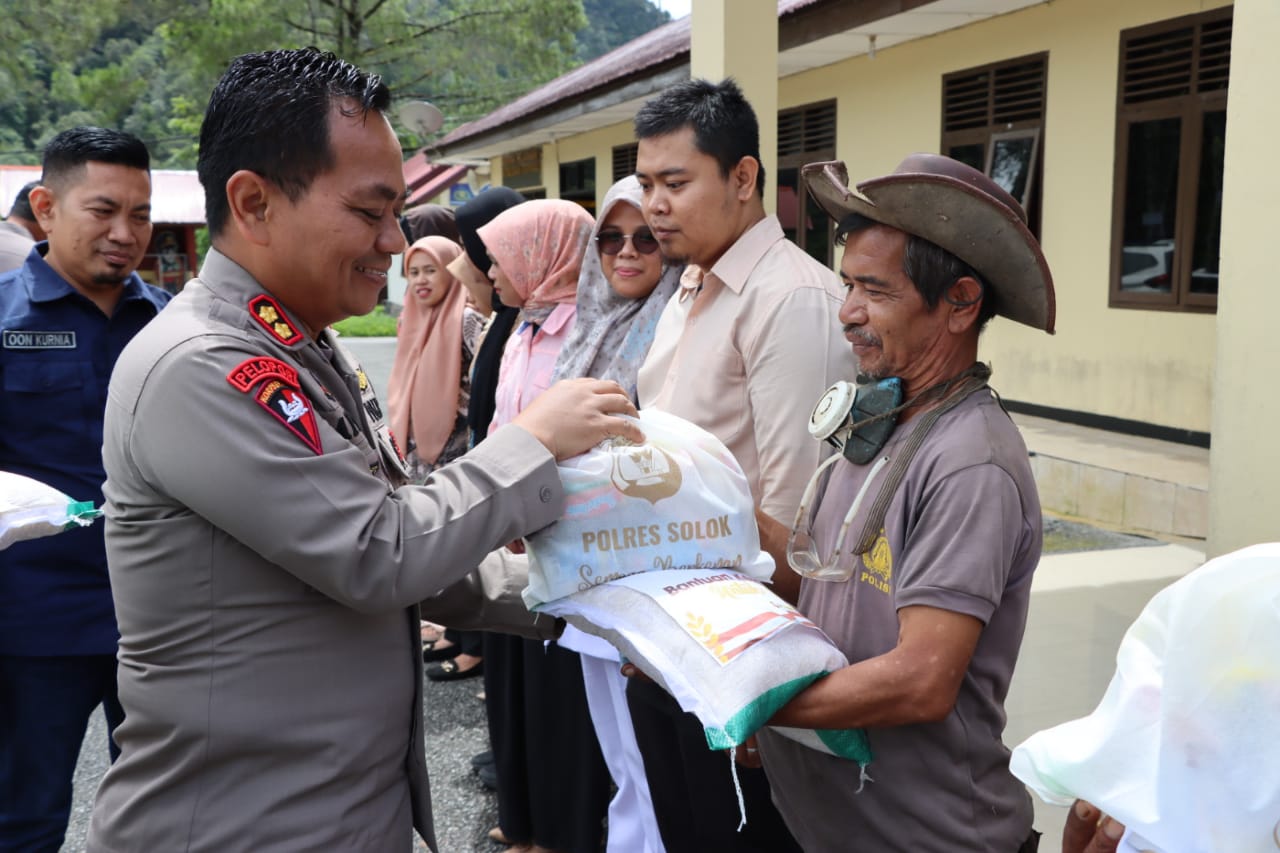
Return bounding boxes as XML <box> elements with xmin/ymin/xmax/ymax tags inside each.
<box><xmin>397</xmin><ymin>101</ymin><xmax>445</xmax><ymax>137</ymax></box>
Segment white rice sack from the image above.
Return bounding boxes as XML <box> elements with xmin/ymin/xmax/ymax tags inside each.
<box><xmin>538</xmin><ymin>568</ymin><xmax>871</xmax><ymax>764</ymax></box>
<box><xmin>1010</xmin><ymin>543</ymin><xmax>1280</xmax><ymax>853</ymax></box>
<box><xmin>0</xmin><ymin>471</ymin><xmax>101</xmax><ymax>550</ymax></box>
<box><xmin>523</xmin><ymin>409</ymin><xmax>774</xmax><ymax>608</ymax></box>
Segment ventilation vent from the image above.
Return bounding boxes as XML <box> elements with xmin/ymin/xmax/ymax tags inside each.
<box><xmin>992</xmin><ymin>60</ymin><xmax>1046</xmax><ymax>125</ymax></box>
<box><xmin>778</xmin><ymin>102</ymin><xmax>836</xmax><ymax>159</ymax></box>
<box><xmin>1198</xmin><ymin>16</ymin><xmax>1232</xmax><ymax>94</ymax></box>
<box><xmin>1122</xmin><ymin>25</ymin><xmax>1194</xmax><ymax>104</ymax></box>
<box><xmin>943</xmin><ymin>69</ymin><xmax>991</xmax><ymax>131</ymax></box>
<box><xmin>944</xmin><ymin>56</ymin><xmax>1045</xmax><ymax>132</ymax></box>
<box><xmin>1122</xmin><ymin>12</ymin><xmax>1231</xmax><ymax>105</ymax></box>
<box><xmin>612</xmin><ymin>143</ymin><xmax>638</xmax><ymax>182</ymax></box>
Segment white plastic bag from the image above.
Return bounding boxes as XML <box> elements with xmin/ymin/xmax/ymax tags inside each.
<box><xmin>538</xmin><ymin>568</ymin><xmax>871</xmax><ymax>764</ymax></box>
<box><xmin>523</xmin><ymin>409</ymin><xmax>774</xmax><ymax>608</ymax></box>
<box><xmin>1010</xmin><ymin>543</ymin><xmax>1280</xmax><ymax>853</ymax></box>
<box><xmin>0</xmin><ymin>471</ymin><xmax>101</xmax><ymax>550</ymax></box>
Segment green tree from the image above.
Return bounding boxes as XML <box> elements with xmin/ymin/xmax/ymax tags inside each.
<box><xmin>0</xmin><ymin>0</ymin><xmax>589</xmax><ymax>165</ymax></box>
<box><xmin>163</xmin><ymin>0</ymin><xmax>587</xmax><ymax>136</ymax></box>
<box><xmin>575</xmin><ymin>0</ymin><xmax>670</xmax><ymax>63</ymax></box>
<box><xmin>0</xmin><ymin>0</ymin><xmax>199</xmax><ymax>165</ymax></box>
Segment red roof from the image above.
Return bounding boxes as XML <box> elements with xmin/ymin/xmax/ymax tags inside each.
<box><xmin>402</xmin><ymin>151</ymin><xmax>470</xmax><ymax>206</ymax></box>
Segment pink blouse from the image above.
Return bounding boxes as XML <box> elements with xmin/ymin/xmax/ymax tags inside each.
<box><xmin>489</xmin><ymin>302</ymin><xmax>578</xmax><ymax>433</ymax></box>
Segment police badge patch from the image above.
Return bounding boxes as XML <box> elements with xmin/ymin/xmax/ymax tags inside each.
<box><xmin>226</xmin><ymin>357</ymin><xmax>322</xmax><ymax>454</ymax></box>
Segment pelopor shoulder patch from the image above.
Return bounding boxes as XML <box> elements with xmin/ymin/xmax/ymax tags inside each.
<box><xmin>248</xmin><ymin>294</ymin><xmax>303</xmax><ymax>345</ymax></box>
<box><xmin>226</xmin><ymin>356</ymin><xmax>322</xmax><ymax>455</ymax></box>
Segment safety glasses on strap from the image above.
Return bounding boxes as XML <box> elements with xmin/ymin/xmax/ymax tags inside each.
<box><xmin>786</xmin><ymin>454</ymin><xmax>890</xmax><ymax>582</ymax></box>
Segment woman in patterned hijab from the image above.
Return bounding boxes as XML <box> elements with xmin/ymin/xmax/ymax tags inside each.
<box><xmin>548</xmin><ymin>175</ymin><xmax>683</xmax><ymax>853</ymax></box>
<box><xmin>552</xmin><ymin>175</ymin><xmax>683</xmax><ymax>401</ymax></box>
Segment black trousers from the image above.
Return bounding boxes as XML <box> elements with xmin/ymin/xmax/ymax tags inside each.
<box><xmin>0</xmin><ymin>654</ymin><xmax>124</xmax><ymax>852</ymax></box>
<box><xmin>485</xmin><ymin>634</ymin><xmax>610</xmax><ymax>853</ymax></box>
<box><xmin>626</xmin><ymin>676</ymin><xmax>802</xmax><ymax>853</ymax></box>
<box><xmin>443</xmin><ymin>627</ymin><xmax>483</xmax><ymax>656</ymax></box>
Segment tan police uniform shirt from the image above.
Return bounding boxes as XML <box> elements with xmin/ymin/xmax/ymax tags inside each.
<box><xmin>86</xmin><ymin>249</ymin><xmax>563</xmax><ymax>853</ymax></box>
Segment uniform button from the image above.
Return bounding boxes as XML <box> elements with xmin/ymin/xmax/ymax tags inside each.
<box><xmin>539</xmin><ymin>486</ymin><xmax>553</xmax><ymax>503</ymax></box>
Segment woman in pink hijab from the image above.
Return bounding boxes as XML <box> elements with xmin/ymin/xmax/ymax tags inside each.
<box><xmin>386</xmin><ymin>235</ymin><xmax>485</xmax><ymax>482</ymax></box>
<box><xmin>477</xmin><ymin>199</ymin><xmax>612</xmax><ymax>853</ymax></box>
<box><xmin>478</xmin><ymin>199</ymin><xmax>595</xmax><ymax>432</ymax></box>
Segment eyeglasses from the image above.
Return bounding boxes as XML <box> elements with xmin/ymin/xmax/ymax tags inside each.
<box><xmin>596</xmin><ymin>229</ymin><xmax>660</xmax><ymax>256</ymax></box>
<box><xmin>786</xmin><ymin>454</ymin><xmax>890</xmax><ymax>581</ymax></box>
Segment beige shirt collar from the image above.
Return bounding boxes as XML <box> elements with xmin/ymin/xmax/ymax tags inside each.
<box><xmin>704</xmin><ymin>215</ymin><xmax>784</xmax><ymax>295</ymax></box>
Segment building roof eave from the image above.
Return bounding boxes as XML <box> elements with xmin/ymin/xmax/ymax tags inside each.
<box><xmin>429</xmin><ymin>0</ymin><xmax>1053</xmax><ymax>162</ymax></box>
<box><xmin>432</xmin><ymin>61</ymin><xmax>689</xmax><ymax>161</ymax></box>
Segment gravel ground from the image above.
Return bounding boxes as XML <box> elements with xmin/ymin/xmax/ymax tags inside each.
<box><xmin>1042</xmin><ymin>515</ymin><xmax>1157</xmax><ymax>553</ymax></box>
<box><xmin>62</xmin><ymin>674</ymin><xmax>500</xmax><ymax>853</ymax></box>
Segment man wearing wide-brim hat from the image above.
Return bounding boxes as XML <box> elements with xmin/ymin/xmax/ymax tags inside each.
<box><xmin>750</xmin><ymin>154</ymin><xmax>1052</xmax><ymax>852</ymax></box>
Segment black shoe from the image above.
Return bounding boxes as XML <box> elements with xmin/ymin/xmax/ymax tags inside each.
<box><xmin>422</xmin><ymin>641</ymin><xmax>461</xmax><ymax>664</ymax></box>
<box><xmin>426</xmin><ymin>658</ymin><xmax>484</xmax><ymax>681</ymax></box>
<box><xmin>470</xmin><ymin>750</ymin><xmax>495</xmax><ymax>770</ymax></box>
<box><xmin>478</xmin><ymin>761</ymin><xmax>498</xmax><ymax>790</ymax></box>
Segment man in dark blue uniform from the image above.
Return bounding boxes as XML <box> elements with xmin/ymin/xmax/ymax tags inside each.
<box><xmin>0</xmin><ymin>127</ymin><xmax>170</xmax><ymax>852</ymax></box>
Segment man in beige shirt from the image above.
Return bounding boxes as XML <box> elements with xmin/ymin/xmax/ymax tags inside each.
<box><xmin>628</xmin><ymin>78</ymin><xmax>855</xmax><ymax>853</ymax></box>
<box><xmin>0</xmin><ymin>183</ymin><xmax>41</xmax><ymax>274</ymax></box>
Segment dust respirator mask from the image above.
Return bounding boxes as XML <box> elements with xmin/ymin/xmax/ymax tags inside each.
<box><xmin>783</xmin><ymin>365</ymin><xmax>992</xmax><ymax>582</ymax></box>
<box><xmin>808</xmin><ymin>378</ymin><xmax>903</xmax><ymax>465</ymax></box>
<box><xmin>784</xmin><ymin>378</ymin><xmax>902</xmax><ymax>582</ymax></box>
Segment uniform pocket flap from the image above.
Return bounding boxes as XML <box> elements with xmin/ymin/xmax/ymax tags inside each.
<box><xmin>3</xmin><ymin>360</ymin><xmax>84</xmax><ymax>393</ymax></box>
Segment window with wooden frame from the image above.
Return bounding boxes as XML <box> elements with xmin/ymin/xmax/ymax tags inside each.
<box><xmin>941</xmin><ymin>53</ymin><xmax>1047</xmax><ymax>237</ymax></box>
<box><xmin>612</xmin><ymin>143</ymin><xmax>638</xmax><ymax>182</ymax></box>
<box><xmin>559</xmin><ymin>157</ymin><xmax>596</xmax><ymax>214</ymax></box>
<box><xmin>502</xmin><ymin>147</ymin><xmax>544</xmax><ymax>195</ymax></box>
<box><xmin>777</xmin><ymin>100</ymin><xmax>836</xmax><ymax>265</ymax></box>
<box><xmin>1109</xmin><ymin>7</ymin><xmax>1230</xmax><ymax>312</ymax></box>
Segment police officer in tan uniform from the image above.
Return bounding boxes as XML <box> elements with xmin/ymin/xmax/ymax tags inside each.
<box><xmin>86</xmin><ymin>49</ymin><xmax>639</xmax><ymax>853</ymax></box>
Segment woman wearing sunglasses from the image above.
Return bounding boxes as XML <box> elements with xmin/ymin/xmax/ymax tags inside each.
<box><xmin>550</xmin><ymin>175</ymin><xmax>684</xmax><ymax>853</ymax></box>
<box><xmin>553</xmin><ymin>175</ymin><xmax>682</xmax><ymax>400</ymax></box>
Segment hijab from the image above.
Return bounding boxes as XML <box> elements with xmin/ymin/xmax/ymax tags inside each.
<box><xmin>457</xmin><ymin>188</ymin><xmax>525</xmax><ymax>444</ymax></box>
<box><xmin>477</xmin><ymin>199</ymin><xmax>595</xmax><ymax>324</ymax></box>
<box><xmin>386</xmin><ymin>236</ymin><xmax>466</xmax><ymax>466</ymax></box>
<box><xmin>400</xmin><ymin>203</ymin><xmax>460</xmax><ymax>244</ymax></box>
<box><xmin>551</xmin><ymin>176</ymin><xmax>683</xmax><ymax>402</ymax></box>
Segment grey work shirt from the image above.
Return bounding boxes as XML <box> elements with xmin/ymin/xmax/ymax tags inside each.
<box><xmin>758</xmin><ymin>388</ymin><xmax>1041</xmax><ymax>853</ymax></box>
<box><xmin>0</xmin><ymin>221</ymin><xmax>34</xmax><ymax>274</ymax></box>
<box><xmin>87</xmin><ymin>249</ymin><xmax>564</xmax><ymax>853</ymax></box>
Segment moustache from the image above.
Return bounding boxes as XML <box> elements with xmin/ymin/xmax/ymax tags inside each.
<box><xmin>843</xmin><ymin>325</ymin><xmax>880</xmax><ymax>347</ymax></box>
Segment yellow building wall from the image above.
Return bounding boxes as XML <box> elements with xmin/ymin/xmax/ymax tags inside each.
<box><xmin>778</xmin><ymin>0</ymin><xmax>1231</xmax><ymax>433</ymax></box>
<box><xmin>1208</xmin><ymin>0</ymin><xmax>1280</xmax><ymax>555</ymax></box>
<box><xmin>540</xmin><ymin>120</ymin><xmax>638</xmax><ymax>210</ymax></box>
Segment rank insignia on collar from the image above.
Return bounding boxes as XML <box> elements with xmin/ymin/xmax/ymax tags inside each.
<box><xmin>248</xmin><ymin>294</ymin><xmax>303</xmax><ymax>346</ymax></box>
<box><xmin>226</xmin><ymin>356</ymin><xmax>322</xmax><ymax>455</ymax></box>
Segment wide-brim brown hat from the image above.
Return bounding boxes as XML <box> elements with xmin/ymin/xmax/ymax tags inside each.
<box><xmin>802</xmin><ymin>154</ymin><xmax>1055</xmax><ymax>333</ymax></box>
